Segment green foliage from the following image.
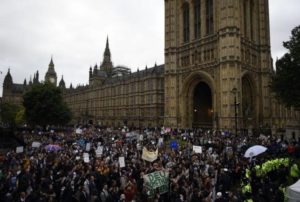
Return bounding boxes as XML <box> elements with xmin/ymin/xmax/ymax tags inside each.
<box><xmin>15</xmin><ymin>107</ymin><xmax>25</xmax><ymax>125</ymax></box>
<box><xmin>271</xmin><ymin>26</ymin><xmax>300</xmax><ymax>108</ymax></box>
<box><xmin>0</xmin><ymin>102</ymin><xmax>21</xmax><ymax>126</ymax></box>
<box><xmin>23</xmin><ymin>82</ymin><xmax>72</xmax><ymax>127</ymax></box>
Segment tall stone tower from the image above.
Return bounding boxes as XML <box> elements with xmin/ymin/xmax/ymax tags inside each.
<box><xmin>45</xmin><ymin>57</ymin><xmax>57</xmax><ymax>86</ymax></box>
<box><xmin>164</xmin><ymin>0</ymin><xmax>273</xmax><ymax>132</ymax></box>
<box><xmin>100</xmin><ymin>37</ymin><xmax>113</xmax><ymax>77</ymax></box>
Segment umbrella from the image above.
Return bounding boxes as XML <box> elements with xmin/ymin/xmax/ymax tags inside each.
<box><xmin>45</xmin><ymin>144</ymin><xmax>62</xmax><ymax>152</ymax></box>
<box><xmin>244</xmin><ymin>145</ymin><xmax>267</xmax><ymax>158</ymax></box>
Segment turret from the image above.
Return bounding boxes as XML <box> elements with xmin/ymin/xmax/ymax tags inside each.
<box><xmin>100</xmin><ymin>37</ymin><xmax>113</xmax><ymax>76</ymax></box>
<box><xmin>3</xmin><ymin>68</ymin><xmax>13</xmax><ymax>91</ymax></box>
<box><xmin>29</xmin><ymin>76</ymin><xmax>33</xmax><ymax>85</ymax></box>
<box><xmin>59</xmin><ymin>76</ymin><xmax>66</xmax><ymax>89</ymax></box>
<box><xmin>89</xmin><ymin>66</ymin><xmax>93</xmax><ymax>78</ymax></box>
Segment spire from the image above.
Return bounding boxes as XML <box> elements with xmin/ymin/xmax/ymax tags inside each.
<box><xmin>29</xmin><ymin>76</ymin><xmax>32</xmax><ymax>85</ymax></box>
<box><xmin>49</xmin><ymin>56</ymin><xmax>54</xmax><ymax>67</ymax></box>
<box><xmin>23</xmin><ymin>79</ymin><xmax>27</xmax><ymax>86</ymax></box>
<box><xmin>36</xmin><ymin>70</ymin><xmax>39</xmax><ymax>82</ymax></box>
<box><xmin>104</xmin><ymin>36</ymin><xmax>111</xmax><ymax>56</ymax></box>
<box><xmin>89</xmin><ymin>66</ymin><xmax>93</xmax><ymax>78</ymax></box>
<box><xmin>3</xmin><ymin>68</ymin><xmax>13</xmax><ymax>88</ymax></box>
<box><xmin>59</xmin><ymin>75</ymin><xmax>66</xmax><ymax>89</ymax></box>
<box><xmin>100</xmin><ymin>37</ymin><xmax>113</xmax><ymax>76</ymax></box>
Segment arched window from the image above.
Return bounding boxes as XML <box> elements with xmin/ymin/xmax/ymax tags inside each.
<box><xmin>194</xmin><ymin>0</ymin><xmax>201</xmax><ymax>39</ymax></box>
<box><xmin>183</xmin><ymin>3</ymin><xmax>190</xmax><ymax>42</ymax></box>
<box><xmin>205</xmin><ymin>0</ymin><xmax>213</xmax><ymax>35</ymax></box>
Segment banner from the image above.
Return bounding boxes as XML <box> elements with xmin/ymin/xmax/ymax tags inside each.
<box><xmin>119</xmin><ymin>157</ymin><xmax>125</xmax><ymax>168</ymax></box>
<box><xmin>143</xmin><ymin>170</ymin><xmax>169</xmax><ymax>196</ymax></box>
<box><xmin>142</xmin><ymin>147</ymin><xmax>158</xmax><ymax>162</ymax></box>
<box><xmin>192</xmin><ymin>145</ymin><xmax>202</xmax><ymax>154</ymax></box>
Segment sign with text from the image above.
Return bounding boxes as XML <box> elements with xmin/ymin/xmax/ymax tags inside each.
<box><xmin>142</xmin><ymin>147</ymin><xmax>158</xmax><ymax>162</ymax></box>
<box><xmin>143</xmin><ymin>170</ymin><xmax>169</xmax><ymax>196</ymax></box>
<box><xmin>192</xmin><ymin>145</ymin><xmax>202</xmax><ymax>154</ymax></box>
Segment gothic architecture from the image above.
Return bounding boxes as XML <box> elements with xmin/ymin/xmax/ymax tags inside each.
<box><xmin>2</xmin><ymin>0</ymin><xmax>300</xmax><ymax>136</ymax></box>
<box><xmin>64</xmin><ymin>37</ymin><xmax>164</xmax><ymax>127</ymax></box>
<box><xmin>164</xmin><ymin>0</ymin><xmax>299</xmax><ymax>136</ymax></box>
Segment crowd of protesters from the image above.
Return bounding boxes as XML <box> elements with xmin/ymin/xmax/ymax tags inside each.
<box><xmin>0</xmin><ymin>125</ymin><xmax>299</xmax><ymax>202</ymax></box>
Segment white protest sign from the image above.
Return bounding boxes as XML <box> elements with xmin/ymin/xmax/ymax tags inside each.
<box><xmin>119</xmin><ymin>157</ymin><xmax>125</xmax><ymax>168</ymax></box>
<box><xmin>158</xmin><ymin>138</ymin><xmax>164</xmax><ymax>146</ymax></box>
<box><xmin>75</xmin><ymin>128</ymin><xmax>82</xmax><ymax>134</ymax></box>
<box><xmin>32</xmin><ymin>141</ymin><xmax>41</xmax><ymax>148</ymax></box>
<box><xmin>83</xmin><ymin>153</ymin><xmax>89</xmax><ymax>163</ymax></box>
<box><xmin>86</xmin><ymin>143</ymin><xmax>91</xmax><ymax>151</ymax></box>
<box><xmin>16</xmin><ymin>146</ymin><xmax>24</xmax><ymax>153</ymax></box>
<box><xmin>96</xmin><ymin>146</ymin><xmax>103</xmax><ymax>157</ymax></box>
<box><xmin>193</xmin><ymin>145</ymin><xmax>202</xmax><ymax>154</ymax></box>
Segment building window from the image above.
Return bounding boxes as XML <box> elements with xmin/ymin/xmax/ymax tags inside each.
<box><xmin>243</xmin><ymin>0</ymin><xmax>248</xmax><ymax>37</ymax></box>
<box><xmin>148</xmin><ymin>79</ymin><xmax>153</xmax><ymax>90</ymax></box>
<box><xmin>206</xmin><ymin>0</ymin><xmax>213</xmax><ymax>35</ymax></box>
<box><xmin>250</xmin><ymin>0</ymin><xmax>254</xmax><ymax>40</ymax></box>
<box><xmin>183</xmin><ymin>3</ymin><xmax>190</xmax><ymax>43</ymax></box>
<box><xmin>194</xmin><ymin>0</ymin><xmax>201</xmax><ymax>39</ymax></box>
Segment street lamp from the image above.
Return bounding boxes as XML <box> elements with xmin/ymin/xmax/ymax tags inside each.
<box><xmin>231</xmin><ymin>87</ymin><xmax>239</xmax><ymax>137</ymax></box>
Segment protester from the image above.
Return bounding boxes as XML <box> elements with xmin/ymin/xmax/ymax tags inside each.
<box><xmin>0</xmin><ymin>126</ymin><xmax>298</xmax><ymax>202</ymax></box>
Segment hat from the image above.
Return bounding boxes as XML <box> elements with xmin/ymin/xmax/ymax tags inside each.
<box><xmin>217</xmin><ymin>192</ymin><xmax>222</xmax><ymax>197</ymax></box>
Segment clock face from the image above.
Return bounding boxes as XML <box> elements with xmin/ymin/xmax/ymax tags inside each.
<box><xmin>50</xmin><ymin>77</ymin><xmax>55</xmax><ymax>83</ymax></box>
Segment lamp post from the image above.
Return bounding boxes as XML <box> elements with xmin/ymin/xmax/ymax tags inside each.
<box><xmin>232</xmin><ymin>87</ymin><xmax>238</xmax><ymax>137</ymax></box>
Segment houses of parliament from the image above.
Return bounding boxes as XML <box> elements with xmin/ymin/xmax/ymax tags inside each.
<box><xmin>2</xmin><ymin>0</ymin><xmax>300</xmax><ymax>137</ymax></box>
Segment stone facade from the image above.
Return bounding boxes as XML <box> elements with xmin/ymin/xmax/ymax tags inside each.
<box><xmin>164</xmin><ymin>0</ymin><xmax>299</xmax><ymax>136</ymax></box>
<box><xmin>1</xmin><ymin>0</ymin><xmax>300</xmax><ymax>136</ymax></box>
<box><xmin>64</xmin><ymin>38</ymin><xmax>164</xmax><ymax>127</ymax></box>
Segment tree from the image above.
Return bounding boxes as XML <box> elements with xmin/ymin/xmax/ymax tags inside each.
<box><xmin>15</xmin><ymin>107</ymin><xmax>25</xmax><ymax>126</ymax></box>
<box><xmin>23</xmin><ymin>82</ymin><xmax>72</xmax><ymax>127</ymax></box>
<box><xmin>0</xmin><ymin>102</ymin><xmax>20</xmax><ymax>126</ymax></box>
<box><xmin>271</xmin><ymin>25</ymin><xmax>300</xmax><ymax>109</ymax></box>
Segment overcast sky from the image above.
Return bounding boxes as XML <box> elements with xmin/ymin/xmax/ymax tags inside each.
<box><xmin>0</xmin><ymin>0</ymin><xmax>299</xmax><ymax>96</ymax></box>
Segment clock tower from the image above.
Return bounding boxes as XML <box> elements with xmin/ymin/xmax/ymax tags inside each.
<box><xmin>45</xmin><ymin>57</ymin><xmax>57</xmax><ymax>86</ymax></box>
